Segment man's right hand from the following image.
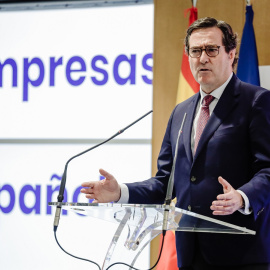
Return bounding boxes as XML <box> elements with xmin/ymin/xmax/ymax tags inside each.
<box><xmin>80</xmin><ymin>168</ymin><xmax>121</xmax><ymax>203</ymax></box>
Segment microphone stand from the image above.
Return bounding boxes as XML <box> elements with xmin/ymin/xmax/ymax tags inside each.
<box><xmin>53</xmin><ymin>110</ymin><xmax>153</xmax><ymax>232</ymax></box>
<box><xmin>162</xmin><ymin>113</ymin><xmax>187</xmax><ymax>234</ymax></box>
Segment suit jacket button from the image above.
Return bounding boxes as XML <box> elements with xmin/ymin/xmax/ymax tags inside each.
<box><xmin>188</xmin><ymin>205</ymin><xmax>192</xmax><ymax>211</ymax></box>
<box><xmin>191</xmin><ymin>176</ymin><xmax>196</xmax><ymax>182</ymax></box>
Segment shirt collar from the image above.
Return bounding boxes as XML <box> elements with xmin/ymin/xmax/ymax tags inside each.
<box><xmin>199</xmin><ymin>73</ymin><xmax>233</xmax><ymax>102</ymax></box>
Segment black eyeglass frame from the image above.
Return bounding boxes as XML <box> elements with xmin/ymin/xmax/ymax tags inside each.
<box><xmin>188</xmin><ymin>46</ymin><xmax>221</xmax><ymax>58</ymax></box>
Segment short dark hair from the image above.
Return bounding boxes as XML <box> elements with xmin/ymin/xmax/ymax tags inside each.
<box><xmin>184</xmin><ymin>17</ymin><xmax>238</xmax><ymax>68</ymax></box>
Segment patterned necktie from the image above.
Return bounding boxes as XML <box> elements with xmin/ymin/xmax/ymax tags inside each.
<box><xmin>194</xmin><ymin>95</ymin><xmax>215</xmax><ymax>153</ymax></box>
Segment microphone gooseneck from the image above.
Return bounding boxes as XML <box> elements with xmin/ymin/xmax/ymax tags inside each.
<box><xmin>162</xmin><ymin>113</ymin><xmax>187</xmax><ymax>234</ymax></box>
<box><xmin>53</xmin><ymin>110</ymin><xmax>153</xmax><ymax>232</ymax></box>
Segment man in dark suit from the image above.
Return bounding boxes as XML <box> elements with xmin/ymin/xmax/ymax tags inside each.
<box><xmin>81</xmin><ymin>17</ymin><xmax>270</xmax><ymax>269</ymax></box>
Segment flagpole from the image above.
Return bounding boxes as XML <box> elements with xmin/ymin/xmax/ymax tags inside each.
<box><xmin>192</xmin><ymin>0</ymin><xmax>197</xmax><ymax>7</ymax></box>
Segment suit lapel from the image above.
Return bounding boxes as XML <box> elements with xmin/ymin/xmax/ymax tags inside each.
<box><xmin>183</xmin><ymin>93</ymin><xmax>200</xmax><ymax>164</ymax></box>
<box><xmin>193</xmin><ymin>74</ymin><xmax>241</xmax><ymax>162</ymax></box>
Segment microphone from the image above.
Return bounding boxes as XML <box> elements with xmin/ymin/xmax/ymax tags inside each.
<box><xmin>53</xmin><ymin>110</ymin><xmax>153</xmax><ymax>232</ymax></box>
<box><xmin>162</xmin><ymin>113</ymin><xmax>187</xmax><ymax>234</ymax></box>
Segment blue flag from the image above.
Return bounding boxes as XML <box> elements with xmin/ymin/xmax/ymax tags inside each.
<box><xmin>237</xmin><ymin>5</ymin><xmax>260</xmax><ymax>86</ymax></box>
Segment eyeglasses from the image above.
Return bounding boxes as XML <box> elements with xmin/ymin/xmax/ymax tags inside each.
<box><xmin>188</xmin><ymin>46</ymin><xmax>221</xmax><ymax>58</ymax></box>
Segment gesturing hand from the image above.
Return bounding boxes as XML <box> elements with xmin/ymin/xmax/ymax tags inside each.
<box><xmin>80</xmin><ymin>168</ymin><xmax>121</xmax><ymax>203</ymax></box>
<box><xmin>210</xmin><ymin>176</ymin><xmax>244</xmax><ymax>215</ymax></box>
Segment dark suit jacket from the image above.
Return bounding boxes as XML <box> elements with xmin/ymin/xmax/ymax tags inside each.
<box><xmin>126</xmin><ymin>74</ymin><xmax>270</xmax><ymax>267</ymax></box>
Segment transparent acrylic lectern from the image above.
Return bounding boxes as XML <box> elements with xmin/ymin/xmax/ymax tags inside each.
<box><xmin>49</xmin><ymin>202</ymin><xmax>255</xmax><ymax>270</ymax></box>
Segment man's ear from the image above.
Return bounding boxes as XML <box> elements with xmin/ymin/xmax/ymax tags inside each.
<box><xmin>228</xmin><ymin>48</ymin><xmax>236</xmax><ymax>61</ymax></box>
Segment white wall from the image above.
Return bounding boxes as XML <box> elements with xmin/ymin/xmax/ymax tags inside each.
<box><xmin>259</xmin><ymin>65</ymin><xmax>270</xmax><ymax>90</ymax></box>
<box><xmin>0</xmin><ymin>4</ymin><xmax>153</xmax><ymax>270</ymax></box>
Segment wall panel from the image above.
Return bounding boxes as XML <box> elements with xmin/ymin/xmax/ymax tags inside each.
<box><xmin>151</xmin><ymin>0</ymin><xmax>270</xmax><ymax>266</ymax></box>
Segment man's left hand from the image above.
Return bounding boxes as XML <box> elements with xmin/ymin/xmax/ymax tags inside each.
<box><xmin>210</xmin><ymin>176</ymin><xmax>244</xmax><ymax>215</ymax></box>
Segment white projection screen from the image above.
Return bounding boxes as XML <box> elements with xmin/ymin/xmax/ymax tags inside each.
<box><xmin>0</xmin><ymin>3</ymin><xmax>153</xmax><ymax>270</ymax></box>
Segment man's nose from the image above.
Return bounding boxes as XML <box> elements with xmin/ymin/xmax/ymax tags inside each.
<box><xmin>200</xmin><ymin>50</ymin><xmax>209</xmax><ymax>64</ymax></box>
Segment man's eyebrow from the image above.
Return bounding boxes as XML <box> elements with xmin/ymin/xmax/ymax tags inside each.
<box><xmin>190</xmin><ymin>44</ymin><xmax>219</xmax><ymax>48</ymax></box>
<box><xmin>205</xmin><ymin>44</ymin><xmax>219</xmax><ymax>47</ymax></box>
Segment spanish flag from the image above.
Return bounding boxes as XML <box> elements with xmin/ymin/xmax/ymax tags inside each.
<box><xmin>156</xmin><ymin>230</ymin><xmax>178</xmax><ymax>270</ymax></box>
<box><xmin>156</xmin><ymin>7</ymin><xmax>199</xmax><ymax>270</ymax></box>
<box><xmin>176</xmin><ymin>6</ymin><xmax>200</xmax><ymax>104</ymax></box>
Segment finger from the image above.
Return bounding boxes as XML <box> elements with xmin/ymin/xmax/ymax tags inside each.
<box><xmin>212</xmin><ymin>200</ymin><xmax>232</xmax><ymax>207</ymax></box>
<box><xmin>80</xmin><ymin>187</ymin><xmax>94</xmax><ymax>194</ymax></box>
<box><xmin>211</xmin><ymin>204</ymin><xmax>233</xmax><ymax>211</ymax></box>
<box><xmin>80</xmin><ymin>184</ymin><xmax>95</xmax><ymax>193</ymax></box>
<box><xmin>211</xmin><ymin>205</ymin><xmax>234</xmax><ymax>214</ymax></box>
<box><xmin>99</xmin><ymin>168</ymin><xmax>113</xmax><ymax>180</ymax></box>
<box><xmin>85</xmin><ymin>193</ymin><xmax>95</xmax><ymax>199</ymax></box>
<box><xmin>218</xmin><ymin>176</ymin><xmax>231</xmax><ymax>189</ymax></box>
<box><xmin>81</xmin><ymin>182</ymin><xmax>95</xmax><ymax>187</ymax></box>
<box><xmin>212</xmin><ymin>210</ymin><xmax>232</xmax><ymax>216</ymax></box>
<box><xmin>80</xmin><ymin>188</ymin><xmax>88</xmax><ymax>194</ymax></box>
<box><xmin>216</xmin><ymin>193</ymin><xmax>233</xmax><ymax>201</ymax></box>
